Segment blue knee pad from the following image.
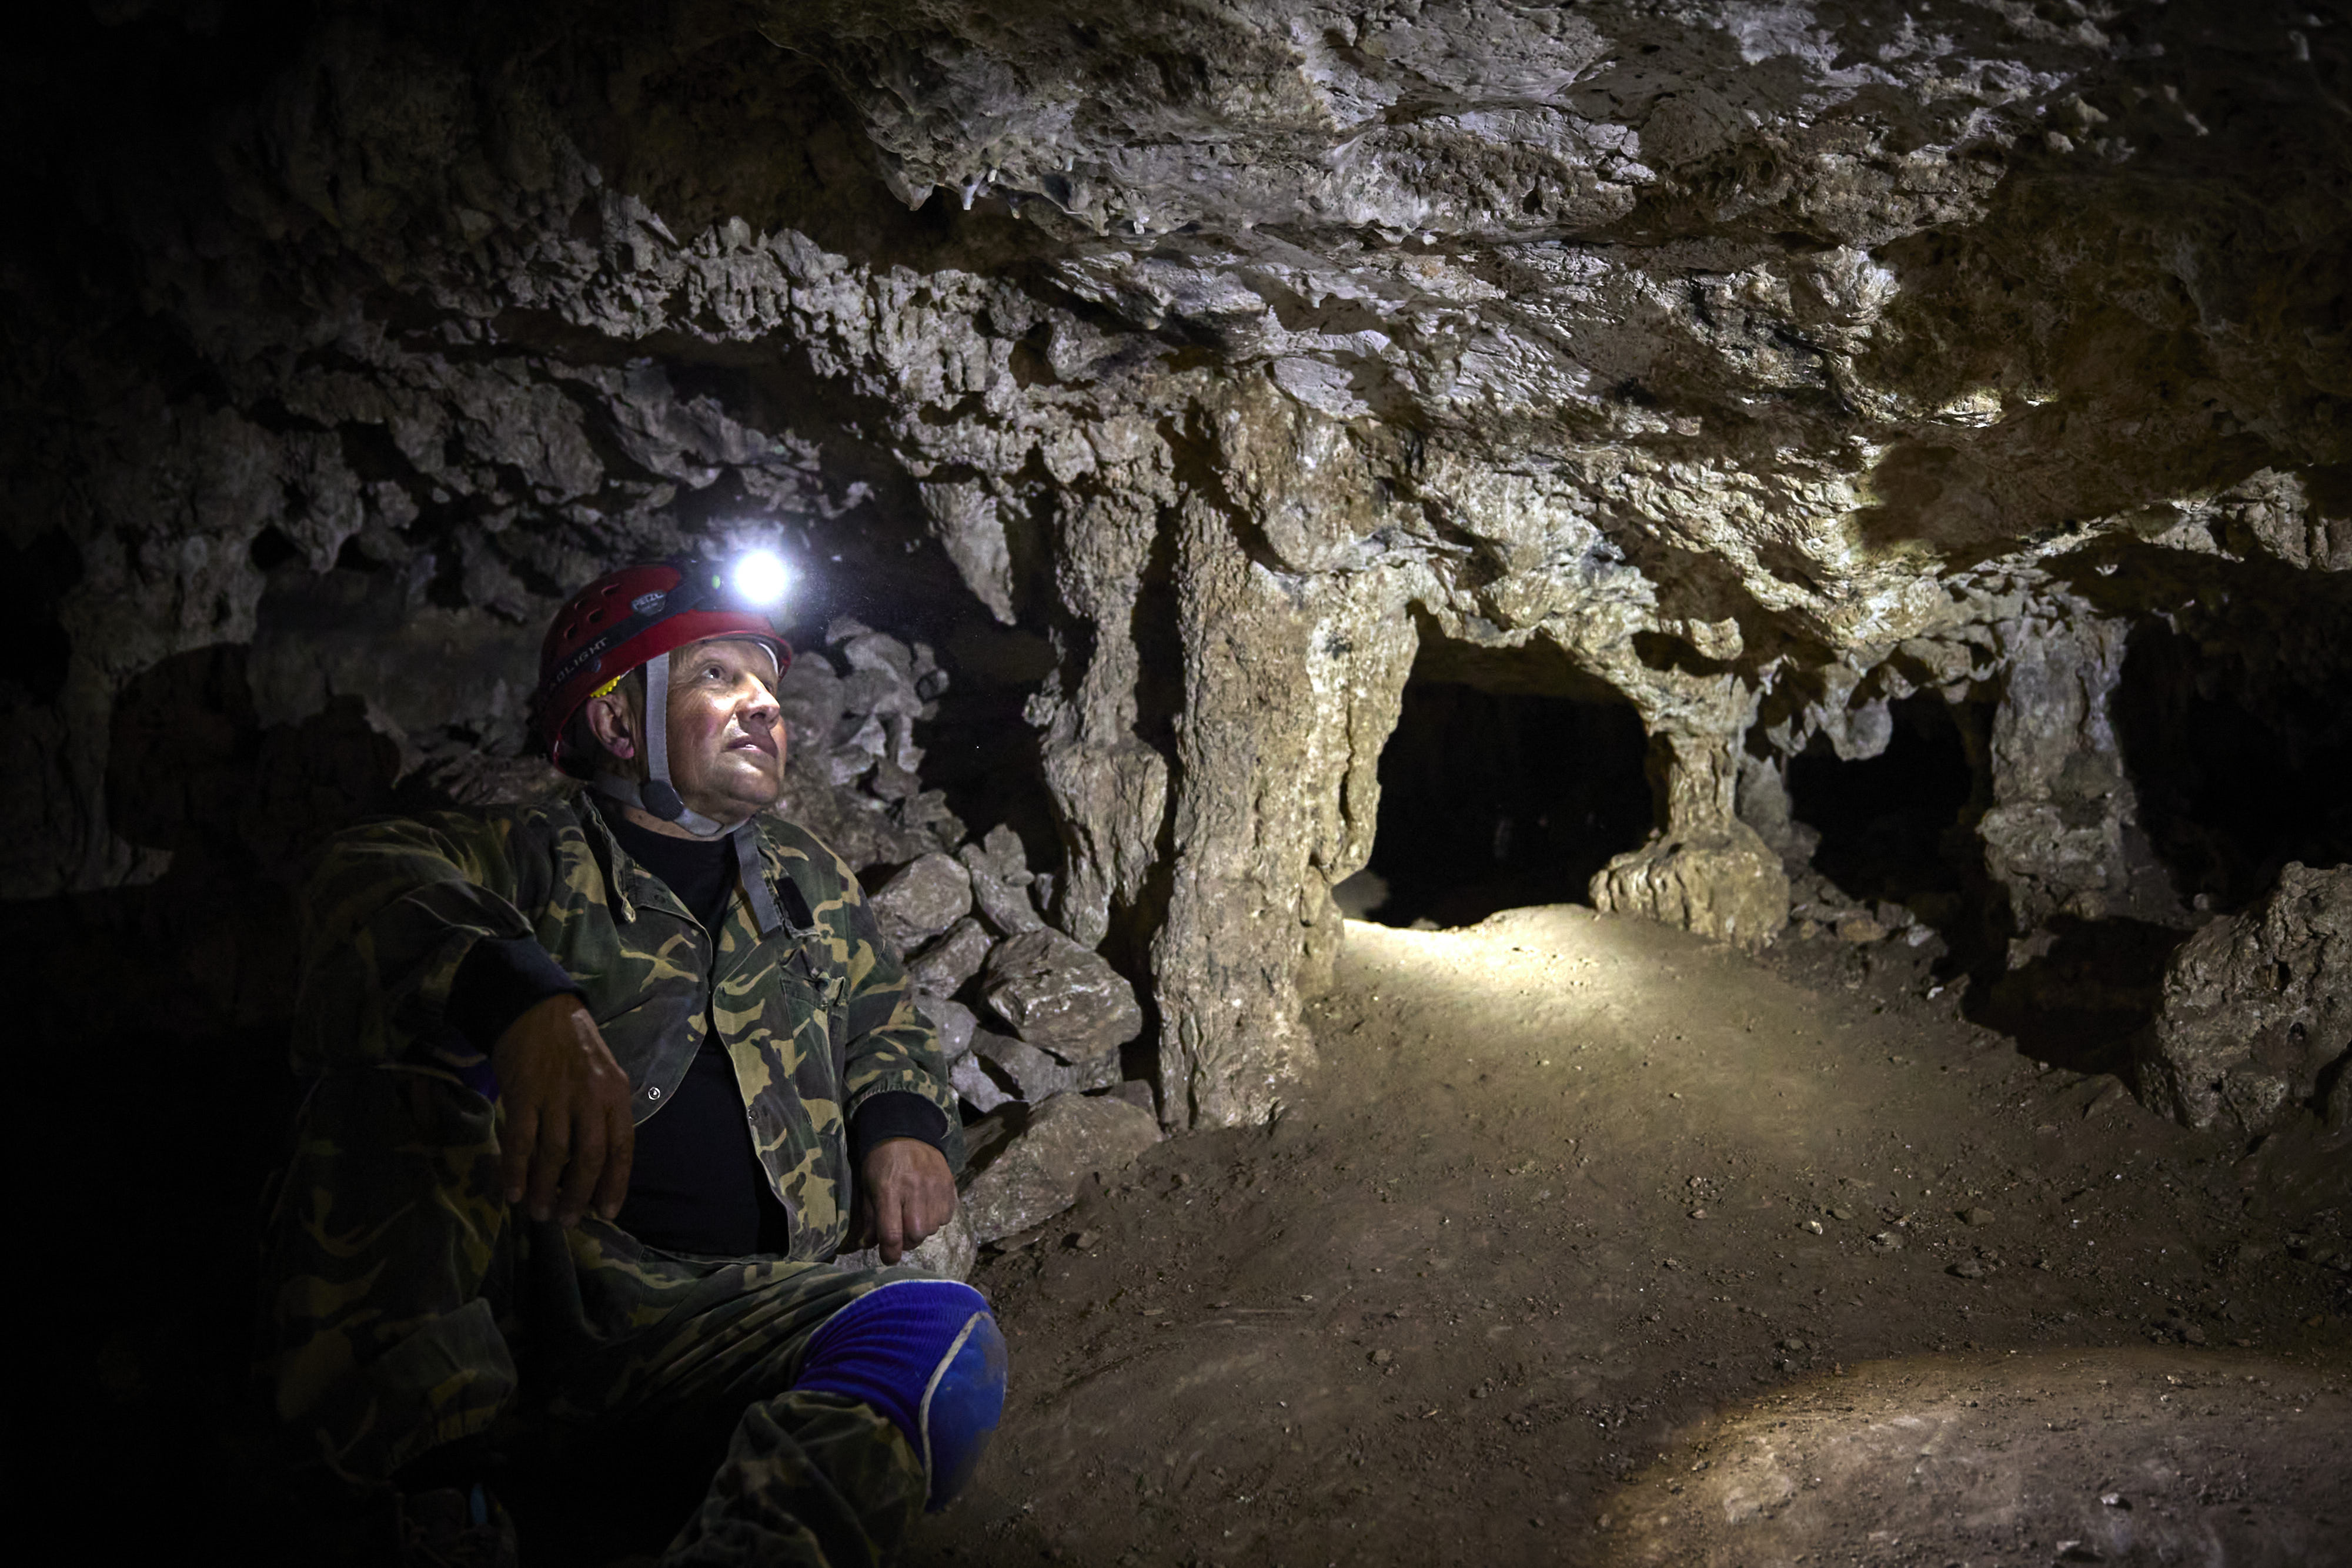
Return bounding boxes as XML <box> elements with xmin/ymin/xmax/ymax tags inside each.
<box><xmin>794</xmin><ymin>1279</ymin><xmax>1006</xmax><ymax>1510</ymax></box>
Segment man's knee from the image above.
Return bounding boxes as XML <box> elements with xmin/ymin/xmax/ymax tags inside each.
<box><xmin>791</xmin><ymin>1279</ymin><xmax>1007</xmax><ymax>1510</ymax></box>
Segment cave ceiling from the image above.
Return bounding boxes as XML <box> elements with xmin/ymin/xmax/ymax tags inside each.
<box><xmin>5</xmin><ymin>0</ymin><xmax>2346</xmax><ymax>1122</ymax></box>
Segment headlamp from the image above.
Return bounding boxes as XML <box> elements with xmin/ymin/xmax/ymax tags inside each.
<box><xmin>730</xmin><ymin>549</ymin><xmax>791</xmax><ymax>608</ymax></box>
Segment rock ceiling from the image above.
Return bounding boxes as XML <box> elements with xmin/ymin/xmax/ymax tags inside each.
<box><xmin>4</xmin><ymin>0</ymin><xmax>2345</xmax><ymax>1123</ymax></box>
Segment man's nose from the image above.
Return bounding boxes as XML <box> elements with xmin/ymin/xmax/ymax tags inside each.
<box><xmin>737</xmin><ymin>677</ymin><xmax>781</xmax><ymax>727</ymax></box>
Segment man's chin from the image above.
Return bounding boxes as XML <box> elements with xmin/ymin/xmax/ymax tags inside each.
<box><xmin>690</xmin><ymin>762</ymin><xmax>784</xmax><ymax>820</ymax></box>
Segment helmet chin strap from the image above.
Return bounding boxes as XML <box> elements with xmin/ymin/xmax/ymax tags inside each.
<box><xmin>590</xmin><ymin>654</ymin><xmax>786</xmax><ymax>937</ymax></box>
<box><xmin>590</xmin><ymin>772</ymin><xmax>727</xmax><ymax>838</ymax></box>
<box><xmin>633</xmin><ymin>653</ymin><xmax>729</xmax><ymax>835</ymax></box>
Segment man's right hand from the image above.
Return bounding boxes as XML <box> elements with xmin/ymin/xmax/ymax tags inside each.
<box><xmin>491</xmin><ymin>995</ymin><xmax>636</xmax><ymax>1227</ymax></box>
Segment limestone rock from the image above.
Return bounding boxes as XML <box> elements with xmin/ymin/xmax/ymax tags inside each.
<box><xmin>775</xmin><ymin>655</ymin><xmax>847</xmax><ymax>761</ymax></box>
<box><xmin>981</xmin><ymin>929</ymin><xmax>1145</xmax><ymax>1062</ymax></box>
<box><xmin>960</xmin><ymin>824</ymin><xmax>1045</xmax><ymax>936</ymax></box>
<box><xmin>970</xmin><ymin>1029</ymin><xmax>1120</xmax><ymax>1105</ymax></box>
<box><xmin>833</xmin><ymin>1208</ymin><xmax>977</xmax><ymax>1283</ymax></box>
<box><xmin>1734</xmin><ymin>754</ymin><xmax>1799</xmax><ymax>860</ymax></box>
<box><xmin>11</xmin><ymin>0</ymin><xmax>2350</xmax><ymax>1139</ymax></box>
<box><xmin>1104</xmin><ymin>1079</ymin><xmax>1155</xmax><ymax>1116</ymax></box>
<box><xmin>868</xmin><ymin>852</ymin><xmax>972</xmax><ymax>952</ymax></box>
<box><xmin>1039</xmin><ymin>733</ymin><xmax>1168</xmax><ymax>948</ymax></box>
<box><xmin>950</xmin><ymin>1050</ymin><xmax>1015</xmax><ymax>1114</ymax></box>
<box><xmin>1978</xmin><ymin>615</ymin><xmax>2136</xmax><ymax>930</ymax></box>
<box><xmin>2136</xmin><ymin>864</ymin><xmax>2352</xmax><ymax>1136</ymax></box>
<box><xmin>416</xmin><ymin>753</ymin><xmax>569</xmax><ymax>810</ymax></box>
<box><xmin>971</xmin><ymin>1030</ymin><xmax>1063</xmax><ymax>1104</ymax></box>
<box><xmin>1591</xmin><ymin>827</ymin><xmax>1791</xmax><ymax>949</ymax></box>
<box><xmin>762</xmin><ymin>637</ymin><xmax>963</xmax><ymax>875</ymax></box>
<box><xmin>958</xmin><ymin>1093</ymin><xmax>1162</xmax><ymax>1245</ymax></box>
<box><xmin>907</xmin><ymin>917</ymin><xmax>994</xmax><ymax>997</ymax></box>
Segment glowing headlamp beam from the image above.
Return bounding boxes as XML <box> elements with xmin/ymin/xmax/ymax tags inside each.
<box><xmin>731</xmin><ymin>549</ymin><xmax>791</xmax><ymax>607</ymax></box>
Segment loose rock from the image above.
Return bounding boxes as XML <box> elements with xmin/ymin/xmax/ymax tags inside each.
<box><xmin>1589</xmin><ymin>827</ymin><xmax>1790</xmax><ymax>950</ymax></box>
<box><xmin>868</xmin><ymin>852</ymin><xmax>971</xmax><ymax>951</ymax></box>
<box><xmin>908</xmin><ymin>917</ymin><xmax>994</xmax><ymax>996</ymax></box>
<box><xmin>982</xmin><ymin>929</ymin><xmax>1145</xmax><ymax>1062</ymax></box>
<box><xmin>972</xmin><ymin>1029</ymin><xmax>1120</xmax><ymax>1104</ymax></box>
<box><xmin>833</xmin><ymin>1208</ymin><xmax>977</xmax><ymax>1282</ymax></box>
<box><xmin>961</xmin><ymin>824</ymin><xmax>1046</xmax><ymax>935</ymax></box>
<box><xmin>960</xmin><ymin>1092</ymin><xmax>1162</xmax><ymax>1244</ymax></box>
<box><xmin>1104</xmin><ymin>1079</ymin><xmax>1156</xmax><ymax>1116</ymax></box>
<box><xmin>2135</xmin><ymin>862</ymin><xmax>2351</xmax><ymax>1135</ymax></box>
<box><xmin>950</xmin><ymin>1051</ymin><xmax>1015</xmax><ymax>1114</ymax></box>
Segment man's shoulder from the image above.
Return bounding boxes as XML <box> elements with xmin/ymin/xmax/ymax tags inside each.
<box><xmin>348</xmin><ymin>788</ymin><xmax>586</xmax><ymax>838</ymax></box>
<box><xmin>321</xmin><ymin>789</ymin><xmax>593</xmax><ymax>867</ymax></box>
<box><xmin>753</xmin><ymin>813</ymin><xmax>859</xmax><ymax>890</ymax></box>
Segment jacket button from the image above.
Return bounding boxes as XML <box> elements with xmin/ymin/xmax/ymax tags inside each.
<box><xmin>647</xmin><ymin>1086</ymin><xmax>662</xmax><ymax>1099</ymax></box>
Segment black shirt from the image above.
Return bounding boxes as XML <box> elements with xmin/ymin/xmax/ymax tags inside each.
<box><xmin>446</xmin><ymin>806</ymin><xmax>947</xmax><ymax>1257</ymax></box>
<box><xmin>600</xmin><ymin>816</ymin><xmax>785</xmax><ymax>1255</ymax></box>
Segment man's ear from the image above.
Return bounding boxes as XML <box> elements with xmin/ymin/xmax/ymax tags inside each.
<box><xmin>582</xmin><ymin>690</ymin><xmax>640</xmax><ymax>763</ymax></box>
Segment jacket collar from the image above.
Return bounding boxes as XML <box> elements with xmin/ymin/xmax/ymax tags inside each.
<box><xmin>573</xmin><ymin>787</ymin><xmax>689</xmax><ymax>927</ymax></box>
<box><xmin>573</xmin><ymin>787</ymin><xmax>793</xmax><ymax>936</ymax></box>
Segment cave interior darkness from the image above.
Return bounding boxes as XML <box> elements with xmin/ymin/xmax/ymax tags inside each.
<box><xmin>1783</xmin><ymin>693</ymin><xmax>1982</xmax><ymax>930</ymax></box>
<box><xmin>1364</xmin><ymin>626</ymin><xmax>2352</xmax><ymax>942</ymax></box>
<box><xmin>1358</xmin><ymin>638</ymin><xmax>1654</xmax><ymax>930</ymax></box>
<box><xmin>7</xmin><ymin>0</ymin><xmax>2350</xmax><ymax>1561</ymax></box>
<box><xmin>1365</xmin><ymin>623</ymin><xmax>2351</xmax><ymax>1081</ymax></box>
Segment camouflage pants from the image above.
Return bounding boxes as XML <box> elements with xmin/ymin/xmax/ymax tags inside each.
<box><xmin>261</xmin><ymin>1064</ymin><xmax>927</xmax><ymax>1566</ymax></box>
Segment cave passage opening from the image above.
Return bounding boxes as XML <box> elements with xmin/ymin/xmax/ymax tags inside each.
<box><xmin>1785</xmin><ymin>693</ymin><xmax>1986</xmax><ymax>933</ymax></box>
<box><xmin>1350</xmin><ymin>632</ymin><xmax>1653</xmax><ymax>929</ymax></box>
<box><xmin>2114</xmin><ymin>614</ymin><xmax>2352</xmax><ymax>912</ymax></box>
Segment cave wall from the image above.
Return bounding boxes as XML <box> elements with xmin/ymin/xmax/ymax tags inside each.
<box><xmin>4</xmin><ymin>0</ymin><xmax>2347</xmax><ymax>1131</ymax></box>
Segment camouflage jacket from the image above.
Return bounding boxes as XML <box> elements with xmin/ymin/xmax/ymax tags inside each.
<box><xmin>294</xmin><ymin>788</ymin><xmax>960</xmax><ymax>1261</ymax></box>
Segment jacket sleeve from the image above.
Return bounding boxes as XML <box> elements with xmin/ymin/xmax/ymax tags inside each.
<box><xmin>292</xmin><ymin>811</ymin><xmax>544</xmax><ymax>1075</ymax></box>
<box><xmin>813</xmin><ymin>842</ymin><xmax>968</xmax><ymax>1175</ymax></box>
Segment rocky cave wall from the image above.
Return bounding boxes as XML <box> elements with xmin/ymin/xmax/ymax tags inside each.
<box><xmin>5</xmin><ymin>0</ymin><xmax>2348</xmax><ymax>1140</ymax></box>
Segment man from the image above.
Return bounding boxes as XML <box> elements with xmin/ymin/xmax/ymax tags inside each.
<box><xmin>261</xmin><ymin>554</ymin><xmax>1003</xmax><ymax>1567</ymax></box>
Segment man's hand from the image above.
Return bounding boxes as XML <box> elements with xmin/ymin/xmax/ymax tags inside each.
<box><xmin>858</xmin><ymin>1138</ymin><xmax>957</xmax><ymax>1264</ymax></box>
<box><xmin>492</xmin><ymin>995</ymin><xmax>636</xmax><ymax>1227</ymax></box>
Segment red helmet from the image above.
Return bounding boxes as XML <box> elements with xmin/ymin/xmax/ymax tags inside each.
<box><xmin>534</xmin><ymin>555</ymin><xmax>792</xmax><ymax>768</ymax></box>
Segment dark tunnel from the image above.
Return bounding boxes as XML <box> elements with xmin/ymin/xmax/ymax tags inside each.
<box><xmin>2116</xmin><ymin>616</ymin><xmax>2352</xmax><ymax>912</ymax></box>
<box><xmin>1785</xmin><ymin>693</ymin><xmax>1985</xmax><ymax>934</ymax></box>
<box><xmin>1350</xmin><ymin>636</ymin><xmax>1653</xmax><ymax>929</ymax></box>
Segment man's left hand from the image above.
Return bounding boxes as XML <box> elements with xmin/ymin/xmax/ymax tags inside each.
<box><xmin>858</xmin><ymin>1138</ymin><xmax>957</xmax><ymax>1264</ymax></box>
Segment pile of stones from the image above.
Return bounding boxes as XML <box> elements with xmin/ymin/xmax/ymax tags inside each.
<box><xmin>871</xmin><ymin>828</ymin><xmax>1144</xmax><ymax>1117</ymax></box>
<box><xmin>769</xmin><ymin>617</ymin><xmax>967</xmax><ymax>874</ymax></box>
<box><xmin>774</xmin><ymin>621</ymin><xmax>1161</xmax><ymax>1265</ymax></box>
<box><xmin>1783</xmin><ymin>867</ymin><xmax>1934</xmax><ymax>948</ymax></box>
<box><xmin>775</xmin><ymin>617</ymin><xmax>1147</xmax><ymax>1118</ymax></box>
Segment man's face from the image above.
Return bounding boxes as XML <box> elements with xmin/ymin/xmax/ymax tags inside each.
<box><xmin>659</xmin><ymin>637</ymin><xmax>786</xmax><ymax>823</ymax></box>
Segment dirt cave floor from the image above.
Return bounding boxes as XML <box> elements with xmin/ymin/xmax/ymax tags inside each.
<box><xmin>913</xmin><ymin>908</ymin><xmax>2351</xmax><ymax>1568</ymax></box>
